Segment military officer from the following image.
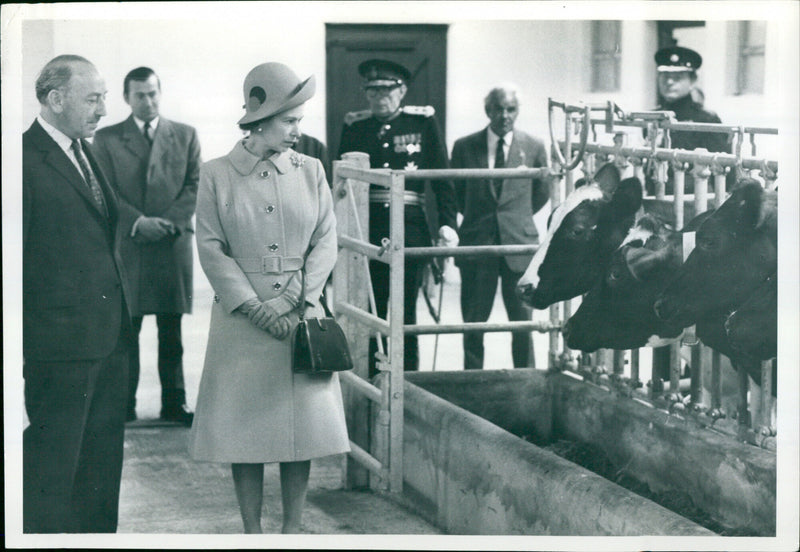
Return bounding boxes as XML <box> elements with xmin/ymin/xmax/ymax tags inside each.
<box><xmin>338</xmin><ymin>58</ymin><xmax>457</xmax><ymax>373</ymax></box>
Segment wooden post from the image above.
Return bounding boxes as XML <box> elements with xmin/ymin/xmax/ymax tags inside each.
<box><xmin>333</xmin><ymin>155</ymin><xmax>372</xmax><ymax>490</ymax></box>
<box><xmin>388</xmin><ymin>172</ymin><xmax>406</xmax><ymax>493</ymax></box>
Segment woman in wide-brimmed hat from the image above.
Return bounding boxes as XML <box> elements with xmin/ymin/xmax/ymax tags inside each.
<box><xmin>189</xmin><ymin>62</ymin><xmax>349</xmax><ymax>533</ymax></box>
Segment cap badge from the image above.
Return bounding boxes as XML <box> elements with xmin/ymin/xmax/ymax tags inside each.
<box><xmin>406</xmin><ymin>143</ymin><xmax>421</xmax><ymax>155</ymax></box>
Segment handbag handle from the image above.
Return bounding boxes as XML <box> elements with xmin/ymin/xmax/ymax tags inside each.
<box><xmin>296</xmin><ymin>263</ymin><xmax>334</xmax><ymax>322</ymax></box>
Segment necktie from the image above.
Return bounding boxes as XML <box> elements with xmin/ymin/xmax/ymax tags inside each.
<box><xmin>493</xmin><ymin>137</ymin><xmax>505</xmax><ymax>197</ymax></box>
<box><xmin>71</xmin><ymin>139</ymin><xmax>108</xmax><ymax>217</ymax></box>
<box><xmin>143</xmin><ymin>121</ymin><xmax>153</xmax><ymax>147</ymax></box>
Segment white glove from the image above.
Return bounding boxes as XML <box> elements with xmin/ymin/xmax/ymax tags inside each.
<box><xmin>437</xmin><ymin>225</ymin><xmax>458</xmax><ymax>247</ymax></box>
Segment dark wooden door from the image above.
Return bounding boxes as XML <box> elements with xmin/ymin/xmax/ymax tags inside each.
<box><xmin>325</xmin><ymin>24</ymin><xmax>449</xmax><ymax>160</ymax></box>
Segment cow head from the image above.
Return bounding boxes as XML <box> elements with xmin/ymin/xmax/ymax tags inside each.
<box><xmin>654</xmin><ymin>181</ymin><xmax>777</xmax><ymax>327</ymax></box>
<box><xmin>563</xmin><ymin>212</ymin><xmax>710</xmax><ymax>352</ymax></box>
<box><xmin>724</xmin><ymin>273</ymin><xmax>777</xmax><ymax>362</ymax></box>
<box><xmin>516</xmin><ymin>162</ymin><xmax>643</xmax><ymax>309</ymax></box>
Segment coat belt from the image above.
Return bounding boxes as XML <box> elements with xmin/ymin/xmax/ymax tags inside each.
<box><xmin>235</xmin><ymin>255</ymin><xmax>304</xmax><ymax>274</ymax></box>
<box><xmin>369</xmin><ymin>189</ymin><xmax>425</xmax><ymax>206</ymax></box>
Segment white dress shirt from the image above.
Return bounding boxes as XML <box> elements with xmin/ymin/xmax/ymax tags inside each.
<box><xmin>133</xmin><ymin>115</ymin><xmax>159</xmax><ymax>141</ymax></box>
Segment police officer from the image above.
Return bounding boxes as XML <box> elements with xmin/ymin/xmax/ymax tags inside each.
<box><xmin>338</xmin><ymin>59</ymin><xmax>458</xmax><ymax>373</ymax></box>
<box><xmin>646</xmin><ymin>45</ymin><xmax>732</xmax><ymax>195</ymax></box>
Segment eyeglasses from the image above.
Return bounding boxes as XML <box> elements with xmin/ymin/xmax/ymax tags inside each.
<box><xmin>364</xmin><ymin>85</ymin><xmax>401</xmax><ymax>98</ymax></box>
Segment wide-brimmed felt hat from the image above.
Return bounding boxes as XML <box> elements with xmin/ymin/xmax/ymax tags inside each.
<box><xmin>655</xmin><ymin>46</ymin><xmax>702</xmax><ymax>72</ymax></box>
<box><xmin>238</xmin><ymin>62</ymin><xmax>315</xmax><ymax>125</ymax></box>
<box><xmin>358</xmin><ymin>59</ymin><xmax>411</xmax><ymax>88</ymax></box>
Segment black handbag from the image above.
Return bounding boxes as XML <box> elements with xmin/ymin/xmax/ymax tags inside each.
<box><xmin>291</xmin><ymin>269</ymin><xmax>353</xmax><ymax>374</ymax></box>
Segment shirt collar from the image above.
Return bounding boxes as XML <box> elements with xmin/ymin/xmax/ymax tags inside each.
<box><xmin>37</xmin><ymin>115</ymin><xmax>76</xmax><ymax>155</ymax></box>
<box><xmin>487</xmin><ymin>127</ymin><xmax>513</xmax><ymax>148</ymax></box>
<box><xmin>133</xmin><ymin>115</ymin><xmax>159</xmax><ymax>133</ymax></box>
<box><xmin>228</xmin><ymin>140</ymin><xmax>292</xmax><ymax>176</ymax></box>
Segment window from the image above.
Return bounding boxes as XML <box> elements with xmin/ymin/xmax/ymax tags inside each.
<box><xmin>591</xmin><ymin>21</ymin><xmax>621</xmax><ymax>92</ymax></box>
<box><xmin>737</xmin><ymin>21</ymin><xmax>766</xmax><ymax>94</ymax></box>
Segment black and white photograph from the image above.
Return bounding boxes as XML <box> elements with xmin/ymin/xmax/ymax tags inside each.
<box><xmin>2</xmin><ymin>1</ymin><xmax>798</xmax><ymax>550</ymax></box>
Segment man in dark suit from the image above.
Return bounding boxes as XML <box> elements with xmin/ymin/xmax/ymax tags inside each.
<box><xmin>23</xmin><ymin>54</ymin><xmax>131</xmax><ymax>532</ymax></box>
<box><xmin>451</xmin><ymin>85</ymin><xmax>549</xmax><ymax>370</ymax></box>
<box><xmin>94</xmin><ymin>67</ymin><xmax>200</xmax><ymax>425</ymax></box>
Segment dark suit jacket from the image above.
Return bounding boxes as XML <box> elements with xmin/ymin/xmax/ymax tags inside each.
<box><xmin>451</xmin><ymin>127</ymin><xmax>549</xmax><ymax>273</ymax></box>
<box><xmin>23</xmin><ymin>119</ymin><xmax>130</xmax><ymax>361</ymax></box>
<box><xmin>93</xmin><ymin>116</ymin><xmax>200</xmax><ymax>316</ymax></box>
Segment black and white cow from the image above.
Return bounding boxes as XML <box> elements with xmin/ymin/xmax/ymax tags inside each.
<box><xmin>654</xmin><ymin>181</ymin><xmax>777</xmax><ymax>329</ymax></box>
<box><xmin>516</xmin><ymin>162</ymin><xmax>644</xmax><ymax>309</ymax></box>
<box><xmin>562</xmin><ymin>211</ymin><xmax>713</xmax><ymax>352</ymax></box>
<box><xmin>724</xmin><ymin>272</ymin><xmax>777</xmax><ymax>363</ymax></box>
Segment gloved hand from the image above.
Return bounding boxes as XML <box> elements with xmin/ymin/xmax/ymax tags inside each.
<box><xmin>247</xmin><ymin>301</ymin><xmax>280</xmax><ymax>331</ymax></box>
<box><xmin>266</xmin><ymin>315</ymin><xmax>293</xmax><ymax>340</ymax></box>
<box><xmin>135</xmin><ymin>216</ymin><xmax>177</xmax><ymax>242</ymax></box>
<box><xmin>237</xmin><ymin>297</ymin><xmax>261</xmax><ymax>315</ymax></box>
<box><xmin>437</xmin><ymin>225</ymin><xmax>458</xmax><ymax>247</ymax></box>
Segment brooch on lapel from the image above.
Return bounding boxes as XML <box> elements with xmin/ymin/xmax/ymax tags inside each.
<box><xmin>289</xmin><ymin>152</ymin><xmax>305</xmax><ymax>168</ymax></box>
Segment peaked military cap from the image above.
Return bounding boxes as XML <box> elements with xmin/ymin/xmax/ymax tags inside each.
<box><xmin>655</xmin><ymin>46</ymin><xmax>703</xmax><ymax>72</ymax></box>
<box><xmin>358</xmin><ymin>59</ymin><xmax>411</xmax><ymax>88</ymax></box>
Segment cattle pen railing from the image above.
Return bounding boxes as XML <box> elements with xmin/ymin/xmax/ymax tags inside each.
<box><xmin>550</xmin><ymin>99</ymin><xmax>778</xmax><ymax>446</ymax></box>
<box><xmin>330</xmin><ymin>101</ymin><xmax>778</xmax><ymax>493</ymax></box>
<box><xmin>331</xmin><ymin>154</ymin><xmax>556</xmax><ymax>492</ymax></box>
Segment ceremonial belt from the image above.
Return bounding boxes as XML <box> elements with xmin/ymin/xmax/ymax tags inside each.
<box><xmin>369</xmin><ymin>189</ymin><xmax>425</xmax><ymax>206</ymax></box>
<box><xmin>235</xmin><ymin>255</ymin><xmax>304</xmax><ymax>274</ymax></box>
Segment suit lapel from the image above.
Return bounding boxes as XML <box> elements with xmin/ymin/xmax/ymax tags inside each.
<box><xmin>476</xmin><ymin>128</ymin><xmax>498</xmax><ymax>201</ymax></box>
<box><xmin>121</xmin><ymin>115</ymin><xmax>151</xmax><ymax>161</ymax></box>
<box><xmin>149</xmin><ymin>118</ymin><xmax>174</xmax><ymax>175</ymax></box>
<box><xmin>83</xmin><ymin>139</ymin><xmax>118</xmax><ymax>224</ymax></box>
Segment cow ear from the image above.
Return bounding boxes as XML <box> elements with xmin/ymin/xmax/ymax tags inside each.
<box><xmin>593</xmin><ymin>162</ymin><xmax>621</xmax><ymax>194</ymax></box>
<box><xmin>730</xmin><ymin>181</ymin><xmax>768</xmax><ymax>231</ymax></box>
<box><xmin>609</xmin><ymin>176</ymin><xmax>643</xmax><ymax>217</ymax></box>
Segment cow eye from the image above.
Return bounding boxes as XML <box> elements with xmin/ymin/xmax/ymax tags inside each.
<box><xmin>569</xmin><ymin>227</ymin><xmax>587</xmax><ymax>239</ymax></box>
<box><xmin>608</xmin><ymin>267</ymin><xmax>622</xmax><ymax>281</ymax></box>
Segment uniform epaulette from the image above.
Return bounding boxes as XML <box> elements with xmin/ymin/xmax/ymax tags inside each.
<box><xmin>344</xmin><ymin>110</ymin><xmax>372</xmax><ymax>126</ymax></box>
<box><xmin>402</xmin><ymin>105</ymin><xmax>435</xmax><ymax>117</ymax></box>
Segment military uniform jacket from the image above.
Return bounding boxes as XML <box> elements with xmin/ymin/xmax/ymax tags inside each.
<box><xmin>658</xmin><ymin>95</ymin><xmax>730</xmax><ymax>153</ymax></box>
<box><xmin>338</xmin><ymin>107</ymin><xmax>457</xmax><ymax>231</ymax></box>
<box><xmin>93</xmin><ymin>116</ymin><xmax>201</xmax><ymax>316</ymax></box>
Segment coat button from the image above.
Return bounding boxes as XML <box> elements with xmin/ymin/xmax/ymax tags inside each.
<box><xmin>266</xmin><ymin>205</ymin><xmax>275</xmax><ymax>213</ymax></box>
<box><xmin>260</xmin><ymin>170</ymin><xmax>270</xmax><ymax>178</ymax></box>
<box><xmin>273</xmin><ymin>282</ymin><xmax>282</xmax><ymax>290</ymax></box>
<box><xmin>213</xmin><ymin>294</ymin><xmax>220</xmax><ymax>303</ymax></box>
<box><xmin>383</xmin><ymin>162</ymin><xmax>390</xmax><ymax>168</ymax></box>
<box><xmin>269</xmin><ymin>243</ymin><xmax>279</xmax><ymax>251</ymax></box>
<box><xmin>382</xmin><ymin>142</ymin><xmax>389</xmax><ymax>148</ymax></box>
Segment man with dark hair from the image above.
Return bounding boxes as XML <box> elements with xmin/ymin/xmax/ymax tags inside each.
<box><xmin>451</xmin><ymin>84</ymin><xmax>549</xmax><ymax>370</ymax></box>
<box><xmin>94</xmin><ymin>67</ymin><xmax>201</xmax><ymax>425</ymax></box>
<box><xmin>24</xmin><ymin>54</ymin><xmax>131</xmax><ymax>532</ymax></box>
<box><xmin>338</xmin><ymin>58</ymin><xmax>458</xmax><ymax>373</ymax></box>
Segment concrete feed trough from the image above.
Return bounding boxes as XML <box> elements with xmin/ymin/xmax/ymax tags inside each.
<box><xmin>402</xmin><ymin>369</ymin><xmax>775</xmax><ymax>536</ymax></box>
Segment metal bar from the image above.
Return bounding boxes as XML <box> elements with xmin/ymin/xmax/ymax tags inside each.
<box><xmin>613</xmin><ymin>350</ymin><xmax>625</xmax><ymax>375</ymax></box>
<box><xmin>406</xmin><ymin>320</ymin><xmax>561</xmax><ymax>335</ymax></box>
<box><xmin>339</xmin><ymin>370</ymin><xmax>382</xmax><ymax>404</ymax></box>
<box><xmin>548</xmin><ymin>172</ymin><xmax>564</xmax><ymax>369</ymax></box>
<box><xmin>630</xmin><ymin>349</ymin><xmax>640</xmax><ymax>385</ymax></box>
<box><xmin>337</xmin><ymin>165</ymin><xmax>394</xmax><ymax>187</ymax></box>
<box><xmin>759</xmin><ymin>360</ymin><xmax>774</xmax><ymax>428</ymax></box>
<box><xmin>338</xmin><ymin>234</ymin><xmax>390</xmax><ymax>262</ymax></box>
<box><xmin>388</xmin><ymin>172</ymin><xmax>405</xmax><ymax>494</ymax></box>
<box><xmin>572</xmin><ymin>142</ymin><xmax>777</xmax><ymax>171</ymax></box>
<box><xmin>335</xmin><ymin>301</ymin><xmax>391</xmax><ymax>336</ymax></box>
<box><xmin>738</xmin><ymin>364</ymin><xmax>751</xmax><ymax>427</ymax></box>
<box><xmin>673</xmin><ymin>167</ymin><xmax>686</xmax><ymax>230</ymax></box>
<box><xmin>347</xmin><ymin>440</ymin><xmax>385</xmax><ymax>478</ymax></box>
<box><xmin>402</xmin><ymin>167</ymin><xmax>550</xmax><ymax>180</ymax></box>
<box><xmin>713</xmin><ymin>173</ymin><xmax>727</xmax><ymax>209</ymax></box>
<box><xmin>694</xmin><ymin>168</ymin><xmax>709</xmax><ymax>214</ymax></box>
<box><xmin>690</xmin><ymin>345</ymin><xmax>703</xmax><ymax>405</ymax></box>
<box><xmin>405</xmin><ymin>244</ymin><xmax>538</xmax><ymax>258</ymax></box>
<box><xmin>711</xmin><ymin>350</ymin><xmax>722</xmax><ymax>410</ymax></box>
<box><xmin>669</xmin><ymin>342</ymin><xmax>682</xmax><ymax>393</ymax></box>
